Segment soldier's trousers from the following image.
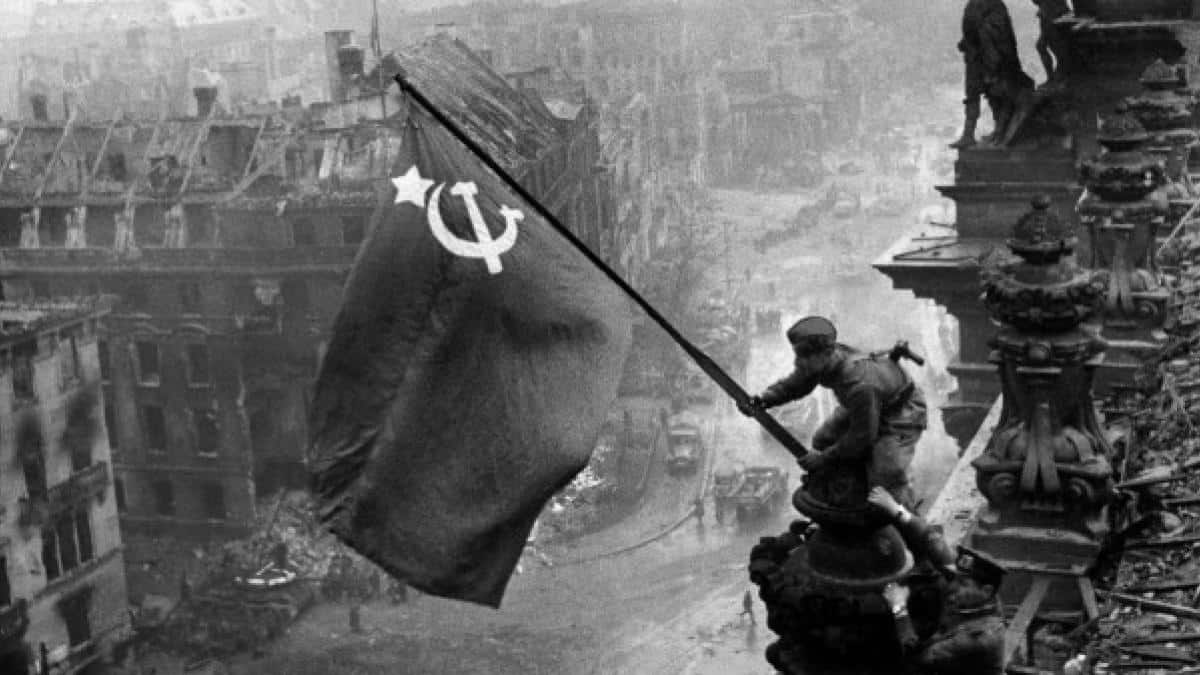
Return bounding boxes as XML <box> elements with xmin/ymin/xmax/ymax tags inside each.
<box><xmin>813</xmin><ymin>410</ymin><xmax>924</xmax><ymax>511</ymax></box>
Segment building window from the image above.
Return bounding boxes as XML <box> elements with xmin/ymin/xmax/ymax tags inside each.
<box><xmin>21</xmin><ymin>443</ymin><xmax>47</xmax><ymax>500</ymax></box>
<box><xmin>291</xmin><ymin>218</ymin><xmax>316</xmax><ymax>246</ymax></box>
<box><xmin>97</xmin><ymin>340</ymin><xmax>110</xmax><ymax>382</ymax></box>
<box><xmin>0</xmin><ymin>556</ymin><xmax>10</xmax><ymax>606</ymax></box>
<box><xmin>41</xmin><ymin>529</ymin><xmax>60</xmax><ymax>581</ymax></box>
<box><xmin>179</xmin><ymin>282</ymin><xmax>202</xmax><ymax>314</ymax></box>
<box><xmin>135</xmin><ymin>341</ymin><xmax>160</xmax><ymax>385</ymax></box>
<box><xmin>41</xmin><ymin>508</ymin><xmax>95</xmax><ymax>584</ymax></box>
<box><xmin>142</xmin><ymin>405</ymin><xmax>167</xmax><ymax>453</ymax></box>
<box><xmin>108</xmin><ymin>152</ymin><xmax>128</xmax><ymax>181</ymax></box>
<box><xmin>31</xmin><ymin>279</ymin><xmax>50</xmax><ymax>298</ymax></box>
<box><xmin>201</xmin><ymin>482</ymin><xmax>226</xmax><ymax>520</ymax></box>
<box><xmin>114</xmin><ymin>477</ymin><xmax>126</xmax><ymax>513</ymax></box>
<box><xmin>341</xmin><ymin>215</ymin><xmax>365</xmax><ymax>245</ymax></box>
<box><xmin>281</xmin><ymin>279</ymin><xmax>310</xmax><ymax>314</ymax></box>
<box><xmin>192</xmin><ymin>408</ymin><xmax>219</xmax><ymax>456</ymax></box>
<box><xmin>55</xmin><ymin>515</ymin><xmax>78</xmax><ymax>572</ymax></box>
<box><xmin>186</xmin><ymin>344</ymin><xmax>210</xmax><ymax>386</ymax></box>
<box><xmin>74</xmin><ymin>508</ymin><xmax>93</xmax><ymax>562</ymax></box>
<box><xmin>104</xmin><ymin>403</ymin><xmax>118</xmax><ymax>451</ymax></box>
<box><xmin>12</xmin><ymin>340</ymin><xmax>36</xmax><ymax>403</ymax></box>
<box><xmin>60</xmin><ymin>589</ymin><xmax>92</xmax><ymax>648</ymax></box>
<box><xmin>59</xmin><ymin>331</ymin><xmax>81</xmax><ymax>389</ymax></box>
<box><xmin>122</xmin><ymin>281</ymin><xmax>149</xmax><ymax>312</ymax></box>
<box><xmin>152</xmin><ymin>479</ymin><xmax>175</xmax><ymax>516</ymax></box>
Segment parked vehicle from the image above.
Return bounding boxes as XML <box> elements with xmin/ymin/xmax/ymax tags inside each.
<box><xmin>712</xmin><ymin>462</ymin><xmax>747</xmax><ymax>523</ymax></box>
<box><xmin>731</xmin><ymin>466</ymin><xmax>789</xmax><ymax>521</ymax></box>
<box><xmin>666</xmin><ymin>410</ymin><xmax>704</xmax><ymax>474</ymax></box>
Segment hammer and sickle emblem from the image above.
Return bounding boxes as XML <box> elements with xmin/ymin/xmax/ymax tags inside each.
<box><xmin>427</xmin><ymin>181</ymin><xmax>522</xmax><ymax>275</ymax></box>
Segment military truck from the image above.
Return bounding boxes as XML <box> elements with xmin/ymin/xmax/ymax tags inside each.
<box><xmin>712</xmin><ymin>462</ymin><xmax>748</xmax><ymax>523</ymax></box>
<box><xmin>666</xmin><ymin>410</ymin><xmax>704</xmax><ymax>474</ymax></box>
<box><xmin>730</xmin><ymin>466</ymin><xmax>789</xmax><ymax>521</ymax></box>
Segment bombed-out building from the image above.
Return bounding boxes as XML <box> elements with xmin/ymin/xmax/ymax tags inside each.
<box><xmin>0</xmin><ymin>34</ymin><xmax>628</xmax><ymax>539</ymax></box>
<box><xmin>14</xmin><ymin>0</ymin><xmax>317</xmax><ymax>122</ymax></box>
<box><xmin>0</xmin><ymin>299</ymin><xmax>130</xmax><ymax>675</ymax></box>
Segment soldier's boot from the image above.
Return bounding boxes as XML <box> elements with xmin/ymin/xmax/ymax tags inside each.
<box><xmin>949</xmin><ymin>101</ymin><xmax>980</xmax><ymax>150</ymax></box>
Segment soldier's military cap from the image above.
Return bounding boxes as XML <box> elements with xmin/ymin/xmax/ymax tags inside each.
<box><xmin>786</xmin><ymin>316</ymin><xmax>837</xmax><ymax>353</ymax></box>
<box><xmin>954</xmin><ymin>545</ymin><xmax>1006</xmax><ymax>588</ymax></box>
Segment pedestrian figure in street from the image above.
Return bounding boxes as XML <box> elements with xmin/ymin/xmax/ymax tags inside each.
<box><xmin>741</xmin><ymin>590</ymin><xmax>756</xmax><ymax>625</ymax></box>
<box><xmin>693</xmin><ymin>496</ymin><xmax>705</xmax><ymax>524</ymax></box>
<box><xmin>349</xmin><ymin>603</ymin><xmax>363</xmax><ymax>634</ymax></box>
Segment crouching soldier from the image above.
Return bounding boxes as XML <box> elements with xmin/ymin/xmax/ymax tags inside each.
<box><xmin>739</xmin><ymin>316</ymin><xmax>927</xmax><ymax>510</ymax></box>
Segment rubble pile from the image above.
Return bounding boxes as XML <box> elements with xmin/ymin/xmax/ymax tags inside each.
<box><xmin>1079</xmin><ymin>249</ymin><xmax>1200</xmax><ymax>673</ymax></box>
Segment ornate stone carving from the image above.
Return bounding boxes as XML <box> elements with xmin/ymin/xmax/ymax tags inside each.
<box><xmin>1077</xmin><ymin>113</ymin><xmax>1170</xmax><ymax>327</ymax></box>
<box><xmin>1120</xmin><ymin>59</ymin><xmax>1198</xmax><ymax>194</ymax></box>
<box><xmin>750</xmin><ymin>463</ymin><xmax>913</xmax><ymax>673</ymax></box>
<box><xmin>974</xmin><ymin>197</ymin><xmax>1113</xmax><ymax>541</ymax></box>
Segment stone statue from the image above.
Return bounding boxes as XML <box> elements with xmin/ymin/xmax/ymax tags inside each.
<box><xmin>1033</xmin><ymin>0</ymin><xmax>1071</xmax><ymax>84</ymax></box>
<box><xmin>951</xmin><ymin>0</ymin><xmax>1036</xmax><ymax>149</ymax></box>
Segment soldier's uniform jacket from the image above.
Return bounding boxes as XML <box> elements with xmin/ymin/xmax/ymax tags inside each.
<box><xmin>913</xmin><ymin>606</ymin><xmax>1006</xmax><ymax>675</ymax></box>
<box><xmin>761</xmin><ymin>346</ymin><xmax>926</xmax><ymax>464</ymax></box>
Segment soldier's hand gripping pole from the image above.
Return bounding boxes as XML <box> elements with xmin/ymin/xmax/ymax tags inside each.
<box><xmin>392</xmin><ymin>71</ymin><xmax>809</xmax><ymax>461</ymax></box>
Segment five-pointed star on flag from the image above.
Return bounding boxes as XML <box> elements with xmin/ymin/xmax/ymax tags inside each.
<box><xmin>392</xmin><ymin>165</ymin><xmax>434</xmax><ymax>208</ymax></box>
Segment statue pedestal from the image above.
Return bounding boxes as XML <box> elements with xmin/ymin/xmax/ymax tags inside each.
<box><xmin>943</xmin><ymin>149</ymin><xmax>1079</xmax><ymax>243</ymax></box>
<box><xmin>968</xmin><ymin>517</ymin><xmax>1102</xmax><ymax>615</ymax></box>
<box><xmin>750</xmin><ymin>465</ymin><xmax>915</xmax><ymax>674</ymax></box>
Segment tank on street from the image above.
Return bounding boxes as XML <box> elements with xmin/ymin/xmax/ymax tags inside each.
<box><xmin>730</xmin><ymin>466</ymin><xmax>789</xmax><ymax>521</ymax></box>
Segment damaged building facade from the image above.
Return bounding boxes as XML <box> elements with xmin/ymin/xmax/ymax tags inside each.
<box><xmin>12</xmin><ymin>0</ymin><xmax>322</xmax><ymax>122</ymax></box>
<box><xmin>395</xmin><ymin>0</ymin><xmax>864</xmax><ymax>188</ymax></box>
<box><xmin>0</xmin><ymin>35</ymin><xmax>630</xmax><ymax>540</ymax></box>
<box><xmin>0</xmin><ymin>300</ymin><xmax>130</xmax><ymax>675</ymax></box>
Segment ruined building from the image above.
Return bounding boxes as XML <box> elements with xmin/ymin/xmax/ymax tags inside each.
<box><xmin>0</xmin><ymin>34</ymin><xmax>627</xmax><ymax>538</ymax></box>
<box><xmin>14</xmin><ymin>0</ymin><xmax>317</xmax><ymax>121</ymax></box>
<box><xmin>0</xmin><ymin>300</ymin><xmax>130</xmax><ymax>675</ymax></box>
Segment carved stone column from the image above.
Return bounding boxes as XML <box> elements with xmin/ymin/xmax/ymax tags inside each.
<box><xmin>969</xmin><ymin>196</ymin><xmax>1113</xmax><ymax>610</ymax></box>
<box><xmin>1120</xmin><ymin>59</ymin><xmax>1198</xmax><ymax>196</ymax></box>
<box><xmin>749</xmin><ymin>465</ymin><xmax>914</xmax><ymax>673</ymax></box>
<box><xmin>1077</xmin><ymin>113</ymin><xmax>1169</xmax><ymax>393</ymax></box>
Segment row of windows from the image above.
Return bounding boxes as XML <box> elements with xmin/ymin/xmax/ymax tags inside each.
<box><xmin>98</xmin><ymin>340</ymin><xmax>210</xmax><ymax>387</ymax></box>
<box><xmin>12</xmin><ymin>212</ymin><xmax>366</xmax><ymax>250</ymax></box>
<box><xmin>104</xmin><ymin>401</ymin><xmax>219</xmax><ymax>457</ymax></box>
<box><xmin>115</xmin><ymin>476</ymin><xmax>227</xmax><ymax>521</ymax></box>
<box><xmin>28</xmin><ymin>276</ymin><xmax>322</xmax><ymax>317</ymax></box>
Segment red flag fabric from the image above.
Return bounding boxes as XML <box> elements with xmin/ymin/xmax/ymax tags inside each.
<box><xmin>308</xmin><ymin>106</ymin><xmax>633</xmax><ymax>607</ymax></box>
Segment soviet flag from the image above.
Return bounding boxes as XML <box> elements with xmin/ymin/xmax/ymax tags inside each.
<box><xmin>308</xmin><ymin>104</ymin><xmax>633</xmax><ymax>607</ymax></box>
